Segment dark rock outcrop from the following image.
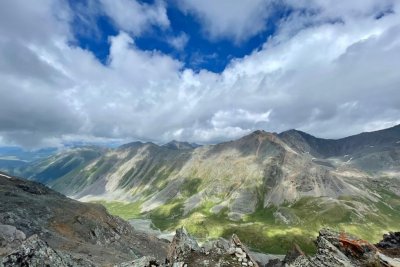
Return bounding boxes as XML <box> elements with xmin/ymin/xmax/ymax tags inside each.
<box><xmin>282</xmin><ymin>244</ymin><xmax>305</xmax><ymax>265</ymax></box>
<box><xmin>2</xmin><ymin>235</ymin><xmax>95</xmax><ymax>267</ymax></box>
<box><xmin>166</xmin><ymin>227</ymin><xmax>259</xmax><ymax>267</ymax></box>
<box><xmin>167</xmin><ymin>227</ymin><xmax>200</xmax><ymax>262</ymax></box>
<box><xmin>283</xmin><ymin>229</ymin><xmax>400</xmax><ymax>267</ymax></box>
<box><xmin>376</xmin><ymin>232</ymin><xmax>400</xmax><ymax>258</ymax></box>
<box><xmin>0</xmin><ymin>173</ymin><xmax>168</xmax><ymax>266</ymax></box>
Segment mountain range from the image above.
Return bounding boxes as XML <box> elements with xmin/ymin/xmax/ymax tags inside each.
<box><xmin>3</xmin><ymin>125</ymin><xmax>400</xmax><ymax>253</ymax></box>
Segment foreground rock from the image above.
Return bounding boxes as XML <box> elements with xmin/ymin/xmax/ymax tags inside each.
<box><xmin>376</xmin><ymin>232</ymin><xmax>400</xmax><ymax>258</ymax></box>
<box><xmin>4</xmin><ymin>225</ymin><xmax>400</xmax><ymax>267</ymax></box>
<box><xmin>125</xmin><ymin>228</ymin><xmax>400</xmax><ymax>267</ymax></box>
<box><xmin>115</xmin><ymin>256</ymin><xmax>160</xmax><ymax>267</ymax></box>
<box><xmin>165</xmin><ymin>227</ymin><xmax>259</xmax><ymax>266</ymax></box>
<box><xmin>2</xmin><ymin>235</ymin><xmax>95</xmax><ymax>267</ymax></box>
<box><xmin>282</xmin><ymin>229</ymin><xmax>400</xmax><ymax>267</ymax></box>
<box><xmin>118</xmin><ymin>227</ymin><xmax>261</xmax><ymax>267</ymax></box>
<box><xmin>0</xmin><ymin>224</ymin><xmax>25</xmax><ymax>256</ymax></box>
<box><xmin>0</xmin><ymin>173</ymin><xmax>168</xmax><ymax>266</ymax></box>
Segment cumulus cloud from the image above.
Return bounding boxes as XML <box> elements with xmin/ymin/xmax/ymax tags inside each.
<box><xmin>176</xmin><ymin>0</ymin><xmax>275</xmax><ymax>43</ymax></box>
<box><xmin>167</xmin><ymin>32</ymin><xmax>189</xmax><ymax>51</ymax></box>
<box><xmin>99</xmin><ymin>0</ymin><xmax>170</xmax><ymax>36</ymax></box>
<box><xmin>286</xmin><ymin>0</ymin><xmax>393</xmax><ymax>18</ymax></box>
<box><xmin>0</xmin><ymin>0</ymin><xmax>400</xmax><ymax>147</ymax></box>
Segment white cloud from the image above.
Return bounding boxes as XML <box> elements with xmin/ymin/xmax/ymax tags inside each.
<box><xmin>176</xmin><ymin>0</ymin><xmax>274</xmax><ymax>43</ymax></box>
<box><xmin>286</xmin><ymin>0</ymin><xmax>393</xmax><ymax>18</ymax></box>
<box><xmin>211</xmin><ymin>109</ymin><xmax>271</xmax><ymax>128</ymax></box>
<box><xmin>167</xmin><ymin>32</ymin><xmax>189</xmax><ymax>51</ymax></box>
<box><xmin>99</xmin><ymin>0</ymin><xmax>170</xmax><ymax>36</ymax></box>
<box><xmin>0</xmin><ymin>0</ymin><xmax>71</xmax><ymax>43</ymax></box>
<box><xmin>176</xmin><ymin>0</ymin><xmax>395</xmax><ymax>43</ymax></box>
<box><xmin>0</xmin><ymin>0</ymin><xmax>400</xmax><ymax>147</ymax></box>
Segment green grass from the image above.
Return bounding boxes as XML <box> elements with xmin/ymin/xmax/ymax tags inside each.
<box><xmin>148</xmin><ymin>199</ymin><xmax>185</xmax><ymax>229</ymax></box>
<box><xmin>92</xmin><ymin>200</ymin><xmax>144</xmax><ymax>220</ymax></box>
<box><xmin>94</xmin><ymin>186</ymin><xmax>400</xmax><ymax>255</ymax></box>
<box><xmin>143</xmin><ymin>200</ymin><xmax>318</xmax><ymax>254</ymax></box>
<box><xmin>221</xmin><ymin>224</ymin><xmax>317</xmax><ymax>254</ymax></box>
<box><xmin>180</xmin><ymin>178</ymin><xmax>202</xmax><ymax>197</ymax></box>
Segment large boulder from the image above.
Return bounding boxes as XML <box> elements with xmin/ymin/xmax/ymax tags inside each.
<box><xmin>167</xmin><ymin>227</ymin><xmax>200</xmax><ymax>263</ymax></box>
<box><xmin>115</xmin><ymin>256</ymin><xmax>160</xmax><ymax>267</ymax></box>
<box><xmin>167</xmin><ymin>227</ymin><xmax>259</xmax><ymax>267</ymax></box>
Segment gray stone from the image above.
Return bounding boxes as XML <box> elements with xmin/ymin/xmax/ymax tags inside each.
<box><xmin>2</xmin><ymin>235</ymin><xmax>95</xmax><ymax>267</ymax></box>
<box><xmin>0</xmin><ymin>224</ymin><xmax>26</xmax><ymax>256</ymax></box>
<box><xmin>168</xmin><ymin>227</ymin><xmax>200</xmax><ymax>262</ymax></box>
<box><xmin>115</xmin><ymin>256</ymin><xmax>159</xmax><ymax>267</ymax></box>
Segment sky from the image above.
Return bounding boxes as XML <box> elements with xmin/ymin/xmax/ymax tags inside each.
<box><xmin>0</xmin><ymin>0</ymin><xmax>399</xmax><ymax>148</ymax></box>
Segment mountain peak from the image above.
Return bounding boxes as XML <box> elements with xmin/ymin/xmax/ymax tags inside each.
<box><xmin>279</xmin><ymin>128</ymin><xmax>310</xmax><ymax>137</ymax></box>
<box><xmin>252</xmin><ymin>129</ymin><xmax>266</xmax><ymax>134</ymax></box>
<box><xmin>241</xmin><ymin>129</ymin><xmax>277</xmax><ymax>141</ymax></box>
<box><xmin>249</xmin><ymin>129</ymin><xmax>270</xmax><ymax>136</ymax></box>
<box><xmin>118</xmin><ymin>141</ymin><xmax>144</xmax><ymax>150</ymax></box>
<box><xmin>163</xmin><ymin>140</ymin><xmax>197</xmax><ymax>150</ymax></box>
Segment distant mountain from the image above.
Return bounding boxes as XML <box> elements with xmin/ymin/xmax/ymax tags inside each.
<box><xmin>162</xmin><ymin>140</ymin><xmax>200</xmax><ymax>150</ymax></box>
<box><xmin>280</xmin><ymin>124</ymin><xmax>400</xmax><ymax>158</ymax></box>
<box><xmin>0</xmin><ymin>147</ymin><xmax>59</xmax><ymax>174</ymax></box>
<box><xmin>0</xmin><ymin>159</ymin><xmax>27</xmax><ymax>174</ymax></box>
<box><xmin>17</xmin><ymin>146</ymin><xmax>107</xmax><ymax>185</ymax></box>
<box><xmin>0</xmin><ymin>146</ymin><xmax>57</xmax><ymax>161</ymax></box>
<box><xmin>280</xmin><ymin>124</ymin><xmax>400</xmax><ymax>172</ymax></box>
<box><xmin>6</xmin><ymin>125</ymin><xmax>400</xmax><ymax>253</ymax></box>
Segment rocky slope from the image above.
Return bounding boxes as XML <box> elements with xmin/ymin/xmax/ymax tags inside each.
<box><xmin>282</xmin><ymin>229</ymin><xmax>400</xmax><ymax>267</ymax></box>
<box><xmin>4</xmin><ymin>125</ymin><xmax>400</xmax><ymax>253</ymax></box>
<box><xmin>119</xmin><ymin>227</ymin><xmax>400</xmax><ymax>267</ymax></box>
<box><xmin>0</xmin><ymin>172</ymin><xmax>168</xmax><ymax>266</ymax></box>
<box><xmin>96</xmin><ymin>227</ymin><xmax>400</xmax><ymax>267</ymax></box>
<box><xmin>1</xmin><ymin>172</ymin><xmax>399</xmax><ymax>266</ymax></box>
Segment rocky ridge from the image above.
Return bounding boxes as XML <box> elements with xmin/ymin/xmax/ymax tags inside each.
<box><xmin>2</xmin><ymin>234</ymin><xmax>95</xmax><ymax>267</ymax></box>
<box><xmin>282</xmin><ymin>229</ymin><xmax>400</xmax><ymax>267</ymax></box>
<box><xmin>0</xmin><ymin>172</ymin><xmax>168</xmax><ymax>266</ymax></box>
<box><xmin>3</xmin><ymin>226</ymin><xmax>400</xmax><ymax>267</ymax></box>
<box><xmin>113</xmin><ymin>227</ymin><xmax>400</xmax><ymax>267</ymax></box>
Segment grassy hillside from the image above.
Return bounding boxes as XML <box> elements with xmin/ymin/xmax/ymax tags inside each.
<box><xmin>95</xmin><ymin>181</ymin><xmax>400</xmax><ymax>254</ymax></box>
